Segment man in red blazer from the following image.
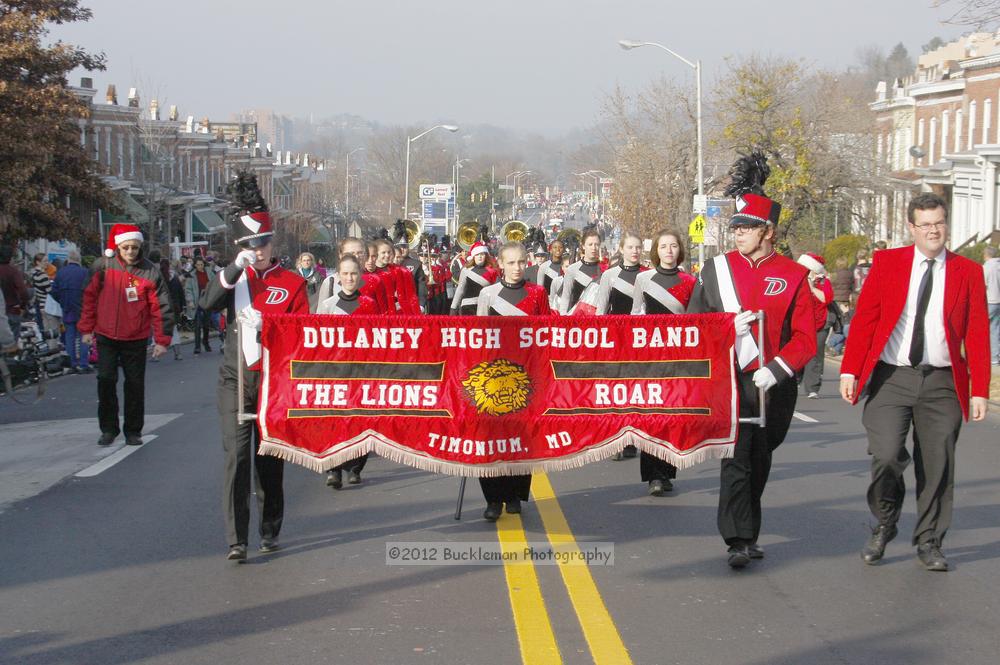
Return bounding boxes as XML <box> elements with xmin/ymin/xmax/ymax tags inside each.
<box><xmin>840</xmin><ymin>193</ymin><xmax>990</xmax><ymax>572</ymax></box>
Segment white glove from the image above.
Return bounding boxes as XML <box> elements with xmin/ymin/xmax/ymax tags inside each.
<box><xmin>734</xmin><ymin>310</ymin><xmax>756</xmax><ymax>337</ymax></box>
<box><xmin>234</xmin><ymin>250</ymin><xmax>257</xmax><ymax>269</ymax></box>
<box><xmin>752</xmin><ymin>367</ymin><xmax>778</xmax><ymax>392</ymax></box>
<box><xmin>237</xmin><ymin>307</ymin><xmax>263</xmax><ymax>331</ymax></box>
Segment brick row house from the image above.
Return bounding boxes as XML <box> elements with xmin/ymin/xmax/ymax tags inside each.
<box><xmin>872</xmin><ymin>33</ymin><xmax>1000</xmax><ymax>249</ymax></box>
<box><xmin>68</xmin><ymin>78</ymin><xmax>338</xmax><ymax>258</ymax></box>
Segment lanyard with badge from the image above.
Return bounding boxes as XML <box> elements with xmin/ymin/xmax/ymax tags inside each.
<box><xmin>125</xmin><ymin>271</ymin><xmax>139</xmax><ymax>303</ymax></box>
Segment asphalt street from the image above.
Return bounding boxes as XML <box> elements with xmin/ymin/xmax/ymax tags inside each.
<box><xmin>2</xmin><ymin>348</ymin><xmax>999</xmax><ymax>665</ymax></box>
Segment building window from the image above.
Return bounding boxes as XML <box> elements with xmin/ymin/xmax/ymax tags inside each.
<box><xmin>955</xmin><ymin>109</ymin><xmax>964</xmax><ymax>152</ymax></box>
<box><xmin>984</xmin><ymin>99</ymin><xmax>992</xmax><ymax>144</ymax></box>
<box><xmin>942</xmin><ymin>111</ymin><xmax>950</xmax><ymax>158</ymax></box>
<box><xmin>930</xmin><ymin>118</ymin><xmax>938</xmax><ymax>163</ymax></box>
<box><xmin>917</xmin><ymin>119</ymin><xmax>926</xmax><ymax>165</ymax></box>
<box><xmin>969</xmin><ymin>101</ymin><xmax>977</xmax><ymax>150</ymax></box>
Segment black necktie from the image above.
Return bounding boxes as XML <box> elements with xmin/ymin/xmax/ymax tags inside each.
<box><xmin>908</xmin><ymin>258</ymin><xmax>935</xmax><ymax>367</ymax></box>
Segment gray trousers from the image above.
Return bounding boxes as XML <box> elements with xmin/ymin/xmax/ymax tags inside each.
<box><xmin>218</xmin><ymin>370</ymin><xmax>284</xmax><ymax>548</ymax></box>
<box><xmin>861</xmin><ymin>363</ymin><xmax>962</xmax><ymax>546</ymax></box>
<box><xmin>801</xmin><ymin>328</ymin><xmax>830</xmax><ymax>394</ymax></box>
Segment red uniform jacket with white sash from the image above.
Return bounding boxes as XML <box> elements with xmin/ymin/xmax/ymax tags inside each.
<box><xmin>840</xmin><ymin>246</ymin><xmax>990</xmax><ymax>420</ymax></box>
<box><xmin>201</xmin><ymin>260</ymin><xmax>308</xmax><ymax>378</ymax></box>
<box><xmin>688</xmin><ymin>250</ymin><xmax>816</xmax><ymax>380</ymax></box>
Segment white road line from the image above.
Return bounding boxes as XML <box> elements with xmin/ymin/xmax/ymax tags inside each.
<box><xmin>793</xmin><ymin>411</ymin><xmax>819</xmax><ymax>423</ymax></box>
<box><xmin>75</xmin><ymin>435</ymin><xmax>159</xmax><ymax>477</ymax></box>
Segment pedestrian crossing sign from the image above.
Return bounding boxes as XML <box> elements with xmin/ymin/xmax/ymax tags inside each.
<box><xmin>689</xmin><ymin>215</ymin><xmax>706</xmax><ymax>244</ymax></box>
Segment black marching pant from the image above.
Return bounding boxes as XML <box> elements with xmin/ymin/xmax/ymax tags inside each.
<box><xmin>718</xmin><ymin>373</ymin><xmax>797</xmax><ymax>547</ymax></box>
<box><xmin>801</xmin><ymin>328</ymin><xmax>830</xmax><ymax>394</ymax></box>
<box><xmin>334</xmin><ymin>453</ymin><xmax>369</xmax><ymax>474</ymax></box>
<box><xmin>862</xmin><ymin>363</ymin><xmax>962</xmax><ymax>546</ymax></box>
<box><xmin>481</xmin><ymin>475</ymin><xmax>532</xmax><ymax>503</ymax></box>
<box><xmin>218</xmin><ymin>370</ymin><xmax>284</xmax><ymax>548</ymax></box>
<box><xmin>96</xmin><ymin>335</ymin><xmax>148</xmax><ymax>436</ymax></box>
<box><xmin>640</xmin><ymin>453</ymin><xmax>677</xmax><ymax>481</ymax></box>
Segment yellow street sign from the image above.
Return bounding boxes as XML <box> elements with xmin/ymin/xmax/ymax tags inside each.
<box><xmin>688</xmin><ymin>214</ymin><xmax>706</xmax><ymax>244</ymax></box>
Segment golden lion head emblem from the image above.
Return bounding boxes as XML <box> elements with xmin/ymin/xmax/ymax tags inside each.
<box><xmin>462</xmin><ymin>359</ymin><xmax>532</xmax><ymax>416</ymax></box>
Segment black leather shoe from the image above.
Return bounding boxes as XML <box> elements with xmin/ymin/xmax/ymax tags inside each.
<box><xmin>727</xmin><ymin>545</ymin><xmax>751</xmax><ymax>569</ymax></box>
<box><xmin>648</xmin><ymin>480</ymin><xmax>665</xmax><ymax>496</ymax></box>
<box><xmin>506</xmin><ymin>499</ymin><xmax>521</xmax><ymax>514</ymax></box>
<box><xmin>861</xmin><ymin>524</ymin><xmax>898</xmax><ymax>564</ymax></box>
<box><xmin>326</xmin><ymin>470</ymin><xmax>343</xmax><ymax>489</ymax></box>
<box><xmin>661</xmin><ymin>478</ymin><xmax>674</xmax><ymax>492</ymax></box>
<box><xmin>622</xmin><ymin>445</ymin><xmax>638</xmax><ymax>459</ymax></box>
<box><xmin>259</xmin><ymin>538</ymin><xmax>280</xmax><ymax>554</ymax></box>
<box><xmin>748</xmin><ymin>543</ymin><xmax>764</xmax><ymax>559</ymax></box>
<box><xmin>124</xmin><ymin>434</ymin><xmax>143</xmax><ymax>446</ymax></box>
<box><xmin>916</xmin><ymin>543</ymin><xmax>949</xmax><ymax>571</ymax></box>
<box><xmin>611</xmin><ymin>452</ymin><xmax>624</xmax><ymax>461</ymax></box>
<box><xmin>227</xmin><ymin>544</ymin><xmax>247</xmax><ymax>562</ymax></box>
<box><xmin>347</xmin><ymin>470</ymin><xmax>362</xmax><ymax>485</ymax></box>
<box><xmin>483</xmin><ymin>502</ymin><xmax>502</xmax><ymax>522</ymax></box>
<box><xmin>97</xmin><ymin>432</ymin><xmax>117</xmax><ymax>446</ymax></box>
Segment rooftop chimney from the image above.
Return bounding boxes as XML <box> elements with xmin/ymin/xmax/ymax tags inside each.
<box><xmin>128</xmin><ymin>88</ymin><xmax>139</xmax><ymax>108</ymax></box>
<box><xmin>149</xmin><ymin>99</ymin><xmax>159</xmax><ymax>121</ymax></box>
<box><xmin>106</xmin><ymin>84</ymin><xmax>117</xmax><ymax>105</ymax></box>
<box><xmin>185</xmin><ymin>115</ymin><xmax>194</xmax><ymax>133</ymax></box>
<box><xmin>169</xmin><ymin>105</ymin><xmax>178</xmax><ymax>121</ymax></box>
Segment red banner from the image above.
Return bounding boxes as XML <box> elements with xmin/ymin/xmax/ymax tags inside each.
<box><xmin>257</xmin><ymin>313</ymin><xmax>737</xmax><ymax>476</ymax></box>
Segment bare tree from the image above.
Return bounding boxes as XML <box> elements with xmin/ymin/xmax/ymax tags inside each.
<box><xmin>933</xmin><ymin>0</ymin><xmax>1000</xmax><ymax>28</ymax></box>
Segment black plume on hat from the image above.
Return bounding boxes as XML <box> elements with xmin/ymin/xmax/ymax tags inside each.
<box><xmin>392</xmin><ymin>219</ymin><xmax>407</xmax><ymax>244</ymax></box>
<box><xmin>227</xmin><ymin>171</ymin><xmax>268</xmax><ymax>217</ymax></box>
<box><xmin>724</xmin><ymin>149</ymin><xmax>770</xmax><ymax>198</ymax></box>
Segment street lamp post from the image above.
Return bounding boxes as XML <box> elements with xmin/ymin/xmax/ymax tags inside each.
<box><xmin>619</xmin><ymin>39</ymin><xmax>704</xmax><ymax>265</ymax></box>
<box><xmin>404</xmin><ymin>124</ymin><xmax>459</xmax><ymax>219</ymax></box>
<box><xmin>345</xmin><ymin>147</ymin><xmax>364</xmax><ymax>235</ymax></box>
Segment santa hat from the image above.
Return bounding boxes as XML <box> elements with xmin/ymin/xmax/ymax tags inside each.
<box><xmin>797</xmin><ymin>252</ymin><xmax>826</xmax><ymax>274</ymax></box>
<box><xmin>104</xmin><ymin>223</ymin><xmax>143</xmax><ymax>257</ymax></box>
<box><xmin>469</xmin><ymin>242</ymin><xmax>488</xmax><ymax>258</ymax></box>
<box><xmin>725</xmin><ymin>150</ymin><xmax>782</xmax><ymax>228</ymax></box>
<box><xmin>227</xmin><ymin>171</ymin><xmax>273</xmax><ymax>246</ymax></box>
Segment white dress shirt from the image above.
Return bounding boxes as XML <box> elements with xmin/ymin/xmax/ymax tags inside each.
<box><xmin>880</xmin><ymin>248</ymin><xmax>951</xmax><ymax>368</ymax></box>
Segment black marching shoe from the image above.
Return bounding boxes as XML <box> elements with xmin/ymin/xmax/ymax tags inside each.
<box><xmin>347</xmin><ymin>470</ymin><xmax>362</xmax><ymax>485</ymax></box>
<box><xmin>483</xmin><ymin>503</ymin><xmax>502</xmax><ymax>522</ymax></box>
<box><xmin>622</xmin><ymin>445</ymin><xmax>638</xmax><ymax>459</ymax></box>
<box><xmin>97</xmin><ymin>432</ymin><xmax>117</xmax><ymax>446</ymax></box>
<box><xmin>326</xmin><ymin>469</ymin><xmax>343</xmax><ymax>489</ymax></box>
<box><xmin>506</xmin><ymin>499</ymin><xmax>522</xmax><ymax>514</ymax></box>
<box><xmin>124</xmin><ymin>434</ymin><xmax>144</xmax><ymax>446</ymax></box>
<box><xmin>259</xmin><ymin>538</ymin><xmax>281</xmax><ymax>554</ymax></box>
<box><xmin>916</xmin><ymin>542</ymin><xmax>949</xmax><ymax>571</ymax></box>
<box><xmin>648</xmin><ymin>479</ymin><xmax>665</xmax><ymax>497</ymax></box>
<box><xmin>861</xmin><ymin>524</ymin><xmax>898</xmax><ymax>565</ymax></box>
<box><xmin>748</xmin><ymin>543</ymin><xmax>764</xmax><ymax>559</ymax></box>
<box><xmin>727</xmin><ymin>545</ymin><xmax>751</xmax><ymax>569</ymax></box>
<box><xmin>611</xmin><ymin>452</ymin><xmax>624</xmax><ymax>461</ymax></box>
<box><xmin>227</xmin><ymin>544</ymin><xmax>247</xmax><ymax>562</ymax></box>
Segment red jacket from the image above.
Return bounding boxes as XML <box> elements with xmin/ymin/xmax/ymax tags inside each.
<box><xmin>79</xmin><ymin>256</ymin><xmax>174</xmax><ymax>346</ymax></box>
<box><xmin>809</xmin><ymin>278</ymin><xmax>834</xmax><ymax>331</ymax></box>
<box><xmin>840</xmin><ymin>246</ymin><xmax>990</xmax><ymax>420</ymax></box>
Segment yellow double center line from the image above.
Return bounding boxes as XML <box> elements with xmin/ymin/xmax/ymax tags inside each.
<box><xmin>496</xmin><ymin>472</ymin><xmax>632</xmax><ymax>665</ymax></box>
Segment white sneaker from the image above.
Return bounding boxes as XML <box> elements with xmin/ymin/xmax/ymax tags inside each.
<box><xmin>807</xmin><ymin>392</ymin><xmax>819</xmax><ymax>399</ymax></box>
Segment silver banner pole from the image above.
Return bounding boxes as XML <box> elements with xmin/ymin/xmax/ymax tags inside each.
<box><xmin>737</xmin><ymin>310</ymin><xmax>767</xmax><ymax>427</ymax></box>
<box><xmin>236</xmin><ymin>319</ymin><xmax>258</xmax><ymax>424</ymax></box>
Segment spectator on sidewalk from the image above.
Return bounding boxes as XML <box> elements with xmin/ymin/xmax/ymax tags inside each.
<box><xmin>798</xmin><ymin>252</ymin><xmax>835</xmax><ymax>398</ymax></box>
<box><xmin>294</xmin><ymin>252</ymin><xmax>322</xmax><ymax>312</ymax></box>
<box><xmin>831</xmin><ymin>256</ymin><xmax>854</xmax><ymax>315</ymax></box>
<box><xmin>29</xmin><ymin>253</ymin><xmax>52</xmax><ymax>329</ymax></box>
<box><xmin>0</xmin><ymin>246</ymin><xmax>30</xmax><ymax>333</ymax></box>
<box><xmin>158</xmin><ymin>258</ymin><xmax>184</xmax><ymax>361</ymax></box>
<box><xmin>853</xmin><ymin>249</ymin><xmax>872</xmax><ymax>294</ymax></box>
<box><xmin>0</xmin><ymin>290</ymin><xmax>16</xmax><ymax>351</ymax></box>
<box><xmin>985</xmin><ymin>245</ymin><xmax>1000</xmax><ymax>365</ymax></box>
<box><xmin>184</xmin><ymin>258</ymin><xmax>215</xmax><ymax>354</ymax></box>
<box><xmin>52</xmin><ymin>251</ymin><xmax>93</xmax><ymax>373</ymax></box>
<box><xmin>79</xmin><ymin>224</ymin><xmax>173</xmax><ymax>447</ymax></box>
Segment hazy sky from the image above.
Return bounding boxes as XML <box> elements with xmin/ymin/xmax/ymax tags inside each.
<box><xmin>54</xmin><ymin>0</ymin><xmax>965</xmax><ymax>134</ymax></box>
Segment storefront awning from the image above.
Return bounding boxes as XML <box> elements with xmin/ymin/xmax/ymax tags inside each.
<box><xmin>193</xmin><ymin>209</ymin><xmax>226</xmax><ymax>235</ymax></box>
<box><xmin>103</xmin><ymin>191</ymin><xmax>150</xmax><ymax>225</ymax></box>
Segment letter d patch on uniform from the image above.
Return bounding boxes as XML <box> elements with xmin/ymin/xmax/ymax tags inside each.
<box><xmin>264</xmin><ymin>286</ymin><xmax>289</xmax><ymax>305</ymax></box>
<box><xmin>763</xmin><ymin>277</ymin><xmax>787</xmax><ymax>296</ymax></box>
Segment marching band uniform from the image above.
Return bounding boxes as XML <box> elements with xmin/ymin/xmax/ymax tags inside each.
<box><xmin>524</xmin><ymin>245</ymin><xmax>548</xmax><ymax>285</ymax></box>
<box><xmin>559</xmin><ymin>258</ymin><xmax>603</xmax><ymax>315</ymax></box>
<box><xmin>201</xmin><ymin>177</ymin><xmax>310</xmax><ymax>561</ymax></box>
<box><xmin>400</xmin><ymin>251</ymin><xmax>428</xmax><ymax>312</ymax></box>
<box><xmin>317</xmin><ymin>267</ymin><xmax>390</xmax><ymax>313</ymax></box>
<box><xmin>476</xmin><ymin>275</ymin><xmax>553</xmax><ymax>520</ymax></box>
<box><xmin>450</xmin><ymin>243</ymin><xmax>498</xmax><ymax>315</ymax></box>
<box><xmin>629</xmin><ymin>265</ymin><xmax>697</xmax><ymax>489</ymax></box>
<box><xmin>686</xmin><ymin>154</ymin><xmax>815</xmax><ymax>567</ymax></box>
<box><xmin>426</xmin><ymin>255</ymin><xmax>451</xmax><ymax>315</ymax></box>
<box><xmin>316</xmin><ymin>287</ymin><xmax>383</xmax><ymax>486</ymax></box>
<box><xmin>377</xmin><ymin>262</ymin><xmax>422</xmax><ymax>315</ymax></box>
